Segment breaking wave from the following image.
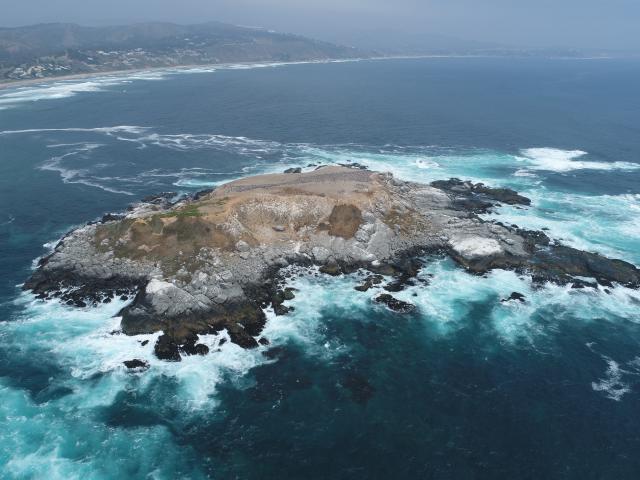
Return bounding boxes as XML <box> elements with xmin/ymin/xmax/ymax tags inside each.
<box><xmin>0</xmin><ymin>59</ymin><xmax>358</xmax><ymax>111</ymax></box>
<box><xmin>2</xmin><ymin>126</ymin><xmax>639</xmax><ymax>266</ymax></box>
<box><xmin>521</xmin><ymin>147</ymin><xmax>640</xmax><ymax>172</ymax></box>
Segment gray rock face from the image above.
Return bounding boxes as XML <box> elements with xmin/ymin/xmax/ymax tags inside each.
<box><xmin>24</xmin><ymin>168</ymin><xmax>640</xmax><ymax>359</ymax></box>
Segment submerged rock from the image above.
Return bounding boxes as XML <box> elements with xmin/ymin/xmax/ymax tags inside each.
<box><xmin>262</xmin><ymin>346</ymin><xmax>287</xmax><ymax>360</ymax></box>
<box><xmin>342</xmin><ymin>372</ymin><xmax>376</xmax><ymax>405</ymax></box>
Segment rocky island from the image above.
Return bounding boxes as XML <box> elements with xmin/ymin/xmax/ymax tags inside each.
<box><xmin>25</xmin><ymin>166</ymin><xmax>640</xmax><ymax>361</ymax></box>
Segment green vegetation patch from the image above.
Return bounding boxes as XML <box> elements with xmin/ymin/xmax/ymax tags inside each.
<box><xmin>158</xmin><ymin>204</ymin><xmax>204</xmax><ymax>219</ymax></box>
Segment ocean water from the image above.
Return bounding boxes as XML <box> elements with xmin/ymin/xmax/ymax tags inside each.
<box><xmin>1</xmin><ymin>57</ymin><xmax>640</xmax><ymax>479</ymax></box>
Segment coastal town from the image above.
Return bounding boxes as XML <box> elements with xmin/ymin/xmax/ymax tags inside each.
<box><xmin>2</xmin><ymin>47</ymin><xmax>216</xmax><ymax>80</ymax></box>
<box><xmin>0</xmin><ymin>22</ymin><xmax>359</xmax><ymax>83</ymax></box>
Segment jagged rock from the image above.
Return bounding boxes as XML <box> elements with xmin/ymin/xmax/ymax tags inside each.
<box><xmin>123</xmin><ymin>359</ymin><xmax>149</xmax><ymax>370</ymax></box>
<box><xmin>284</xmin><ymin>167</ymin><xmax>302</xmax><ymax>174</ymax></box>
<box><xmin>338</xmin><ymin>162</ymin><xmax>368</xmax><ymax>170</ymax></box>
<box><xmin>502</xmin><ymin>292</ymin><xmax>526</xmax><ymax>303</ymax></box>
<box><xmin>311</xmin><ymin>246</ymin><xmax>331</xmax><ymax>263</ymax></box>
<box><xmin>354</xmin><ymin>274</ymin><xmax>384</xmax><ymax>292</ymax></box>
<box><xmin>270</xmin><ymin>287</ymin><xmax>297</xmax><ymax>316</ymax></box>
<box><xmin>236</xmin><ymin>240</ymin><xmax>250</xmax><ymax>252</ymax></box>
<box><xmin>529</xmin><ymin>246</ymin><xmax>640</xmax><ymax>287</ymax></box>
<box><xmin>273</xmin><ymin>303</ymin><xmax>290</xmax><ymax>316</ymax></box>
<box><xmin>431</xmin><ymin>178</ymin><xmax>531</xmax><ymax>208</ymax></box>
<box><xmin>571</xmin><ymin>279</ymin><xmax>597</xmax><ymax>289</ymax></box>
<box><xmin>183</xmin><ymin>343</ymin><xmax>210</xmax><ymax>356</ymax></box>
<box><xmin>154</xmin><ymin>334</ymin><xmax>181</xmax><ymax>361</ymax></box>
<box><xmin>178</xmin><ymin>332</ymin><xmax>209</xmax><ymax>356</ymax></box>
<box><xmin>320</xmin><ymin>262</ymin><xmax>342</xmax><ymax>276</ymax></box>
<box><xmin>282</xmin><ymin>288</ymin><xmax>296</xmax><ymax>300</ymax></box>
<box><xmin>141</xmin><ymin>192</ymin><xmax>177</xmax><ymax>204</ymax></box>
<box><xmin>101</xmin><ymin>213</ymin><xmax>126</xmax><ymax>223</ymax></box>
<box><xmin>227</xmin><ymin>325</ymin><xmax>259</xmax><ymax>349</ymax></box>
<box><xmin>374</xmin><ymin>294</ymin><xmax>415</xmax><ymax>313</ymax></box>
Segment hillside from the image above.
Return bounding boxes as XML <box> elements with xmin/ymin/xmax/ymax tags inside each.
<box><xmin>0</xmin><ymin>22</ymin><xmax>362</xmax><ymax>82</ymax></box>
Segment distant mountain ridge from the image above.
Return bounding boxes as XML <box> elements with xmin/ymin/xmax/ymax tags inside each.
<box><xmin>0</xmin><ymin>22</ymin><xmax>363</xmax><ymax>82</ymax></box>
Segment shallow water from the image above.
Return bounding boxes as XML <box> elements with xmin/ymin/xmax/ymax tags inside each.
<box><xmin>1</xmin><ymin>57</ymin><xmax>640</xmax><ymax>479</ymax></box>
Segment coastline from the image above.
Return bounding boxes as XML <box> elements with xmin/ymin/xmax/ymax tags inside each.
<box><xmin>0</xmin><ymin>54</ymin><xmax>619</xmax><ymax>92</ymax></box>
<box><xmin>0</xmin><ymin>57</ymin><xmax>367</xmax><ymax>91</ymax></box>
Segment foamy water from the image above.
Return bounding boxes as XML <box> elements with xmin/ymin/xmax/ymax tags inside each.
<box><xmin>3</xmin><ymin>124</ymin><xmax>639</xmax><ymax>263</ymax></box>
<box><xmin>2</xmin><ymin>57</ymin><xmax>640</xmax><ymax>478</ymax></box>
<box><xmin>0</xmin><ymin>59</ymin><xmax>360</xmax><ymax>111</ymax></box>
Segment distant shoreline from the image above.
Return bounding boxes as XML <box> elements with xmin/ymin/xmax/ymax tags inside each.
<box><xmin>0</xmin><ymin>54</ymin><xmax>622</xmax><ymax>92</ymax></box>
<box><xmin>0</xmin><ymin>58</ymin><xmax>366</xmax><ymax>91</ymax></box>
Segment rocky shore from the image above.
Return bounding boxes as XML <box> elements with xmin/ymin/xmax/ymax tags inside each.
<box><xmin>24</xmin><ymin>166</ymin><xmax>640</xmax><ymax>361</ymax></box>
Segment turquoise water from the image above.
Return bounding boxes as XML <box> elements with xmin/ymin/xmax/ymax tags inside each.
<box><xmin>1</xmin><ymin>58</ymin><xmax>640</xmax><ymax>478</ymax></box>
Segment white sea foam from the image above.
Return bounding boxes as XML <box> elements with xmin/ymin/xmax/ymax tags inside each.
<box><xmin>484</xmin><ymin>191</ymin><xmax>640</xmax><ymax>264</ymax></box>
<box><xmin>0</xmin><ymin>374</ymin><xmax>192</xmax><ymax>478</ymax></box>
<box><xmin>415</xmin><ymin>158</ymin><xmax>441</xmax><ymax>169</ymax></box>
<box><xmin>0</xmin><ymin>125</ymin><xmax>151</xmax><ymax>136</ymax></box>
<box><xmin>591</xmin><ymin>357</ymin><xmax>632</xmax><ymax>401</ymax></box>
<box><xmin>0</xmin><ymin>80</ymin><xmax>117</xmax><ymax>107</ymax></box>
<box><xmin>3</xmin><ymin>268</ymin><xmax>385</xmax><ymax>414</ymax></box>
<box><xmin>37</xmin><ymin>142</ymin><xmax>135</xmax><ymax>195</ymax></box>
<box><xmin>0</xmin><ymin>72</ymin><xmax>174</xmax><ymax>109</ymax></box>
<box><xmin>513</xmin><ymin>168</ymin><xmax>538</xmax><ymax>178</ymax></box>
<box><xmin>521</xmin><ymin>148</ymin><xmax>640</xmax><ymax>172</ymax></box>
<box><xmin>261</xmin><ymin>266</ymin><xmax>372</xmax><ymax>357</ymax></box>
<box><xmin>2</xmin><ymin>255</ymin><xmax>640</xmax><ymax>480</ymax></box>
<box><xmin>4</xmin><ymin>125</ymin><xmax>640</xmax><ymax>262</ymax></box>
<box><xmin>387</xmin><ymin>257</ymin><xmax>640</xmax><ymax>346</ymax></box>
<box><xmin>3</xmin><ymin>293</ymin><xmax>267</xmax><ymax>411</ymax></box>
<box><xmin>0</xmin><ymin>214</ymin><xmax>15</xmax><ymax>226</ymax></box>
<box><xmin>134</xmin><ymin>132</ymin><xmax>282</xmax><ymax>154</ymax></box>
<box><xmin>0</xmin><ymin>59</ymin><xmax>360</xmax><ymax>111</ymax></box>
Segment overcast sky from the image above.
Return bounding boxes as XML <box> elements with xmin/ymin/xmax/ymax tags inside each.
<box><xmin>2</xmin><ymin>0</ymin><xmax>639</xmax><ymax>51</ymax></box>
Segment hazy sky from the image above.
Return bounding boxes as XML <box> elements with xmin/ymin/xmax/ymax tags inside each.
<box><xmin>2</xmin><ymin>0</ymin><xmax>639</xmax><ymax>51</ymax></box>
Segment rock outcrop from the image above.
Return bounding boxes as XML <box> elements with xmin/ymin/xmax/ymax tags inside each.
<box><xmin>24</xmin><ymin>166</ymin><xmax>640</xmax><ymax>359</ymax></box>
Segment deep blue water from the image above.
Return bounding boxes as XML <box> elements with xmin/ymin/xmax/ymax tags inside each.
<box><xmin>1</xmin><ymin>58</ymin><xmax>640</xmax><ymax>479</ymax></box>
